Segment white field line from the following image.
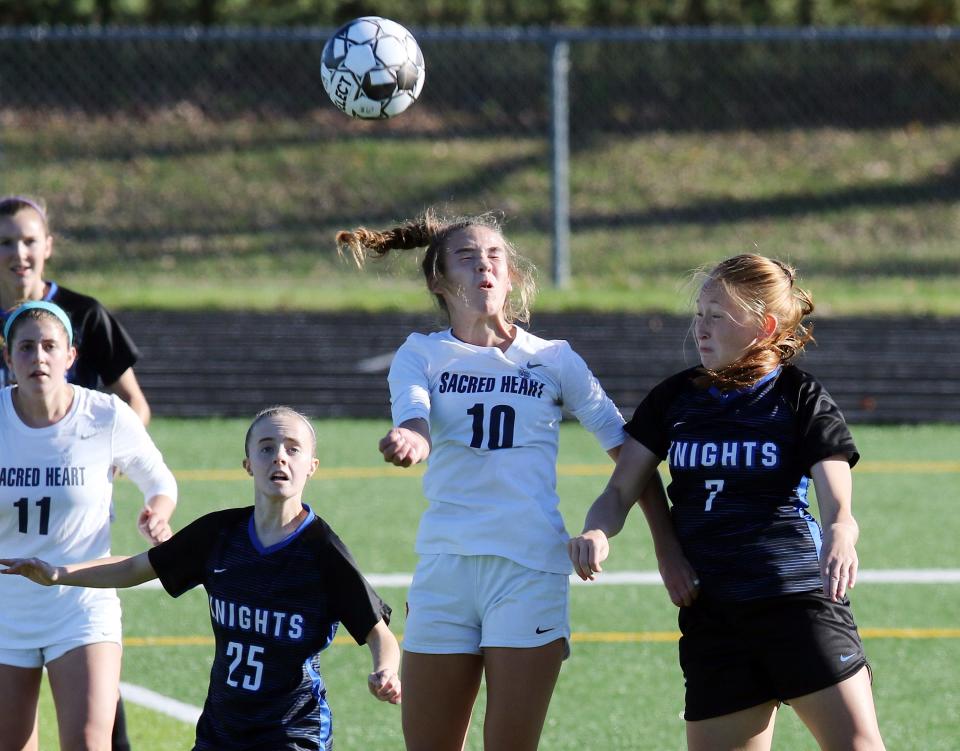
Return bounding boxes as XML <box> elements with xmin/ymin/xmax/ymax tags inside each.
<box><xmin>119</xmin><ymin>680</ymin><xmax>201</xmax><ymax>725</ymax></box>
<box><xmin>132</xmin><ymin>568</ymin><xmax>960</xmax><ymax>591</ymax></box>
<box><xmin>121</xmin><ymin>567</ymin><xmax>960</xmax><ymax>724</ymax></box>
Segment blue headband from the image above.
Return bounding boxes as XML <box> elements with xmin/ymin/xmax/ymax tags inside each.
<box><xmin>3</xmin><ymin>301</ymin><xmax>74</xmax><ymax>347</ymax></box>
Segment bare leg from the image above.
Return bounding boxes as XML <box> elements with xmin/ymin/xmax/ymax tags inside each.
<box><xmin>482</xmin><ymin>639</ymin><xmax>565</xmax><ymax>751</ymax></box>
<box><xmin>790</xmin><ymin>667</ymin><xmax>885</xmax><ymax>751</ymax></box>
<box><xmin>47</xmin><ymin>643</ymin><xmax>121</xmax><ymax>751</ymax></box>
<box><xmin>0</xmin><ymin>663</ymin><xmax>42</xmax><ymax>751</ymax></box>
<box><xmin>686</xmin><ymin>701</ymin><xmax>779</xmax><ymax>751</ymax></box>
<box><xmin>401</xmin><ymin>651</ymin><xmax>484</xmax><ymax>751</ymax></box>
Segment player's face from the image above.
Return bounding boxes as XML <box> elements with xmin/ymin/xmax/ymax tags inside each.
<box><xmin>243</xmin><ymin>415</ymin><xmax>319</xmax><ymax>502</ymax></box>
<box><xmin>0</xmin><ymin>209</ymin><xmax>52</xmax><ymax>302</ymax></box>
<box><xmin>694</xmin><ymin>283</ymin><xmax>765</xmax><ymax>370</ymax></box>
<box><xmin>433</xmin><ymin>226</ymin><xmax>513</xmax><ymax>321</ymax></box>
<box><xmin>4</xmin><ymin>316</ymin><xmax>76</xmax><ymax>398</ymax></box>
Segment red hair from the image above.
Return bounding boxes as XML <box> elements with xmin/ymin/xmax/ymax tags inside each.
<box><xmin>695</xmin><ymin>254</ymin><xmax>814</xmax><ymax>390</ymax></box>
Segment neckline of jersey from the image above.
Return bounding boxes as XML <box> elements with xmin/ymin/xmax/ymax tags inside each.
<box><xmin>707</xmin><ymin>365</ymin><xmax>782</xmax><ymax>402</ymax></box>
<box><xmin>247</xmin><ymin>504</ymin><xmax>317</xmax><ymax>555</ymax></box>
<box><xmin>444</xmin><ymin>325</ymin><xmax>525</xmax><ymax>356</ymax></box>
<box><xmin>2</xmin><ymin>380</ymin><xmax>81</xmax><ymax>434</ymax></box>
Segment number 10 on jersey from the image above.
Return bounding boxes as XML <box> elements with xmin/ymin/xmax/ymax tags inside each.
<box><xmin>467</xmin><ymin>403</ymin><xmax>516</xmax><ymax>450</ymax></box>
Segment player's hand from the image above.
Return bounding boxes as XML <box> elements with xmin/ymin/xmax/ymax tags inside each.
<box><xmin>657</xmin><ymin>551</ymin><xmax>700</xmax><ymax>608</ymax></box>
<box><xmin>138</xmin><ymin>506</ymin><xmax>173</xmax><ymax>545</ymax></box>
<box><xmin>368</xmin><ymin>668</ymin><xmax>402</xmax><ymax>704</ymax></box>
<box><xmin>379</xmin><ymin>427</ymin><xmax>428</xmax><ymax>467</ymax></box>
<box><xmin>820</xmin><ymin>520</ymin><xmax>859</xmax><ymax>602</ymax></box>
<box><xmin>0</xmin><ymin>557</ymin><xmax>60</xmax><ymax>586</ymax></box>
<box><xmin>568</xmin><ymin>529</ymin><xmax>609</xmax><ymax>581</ymax></box>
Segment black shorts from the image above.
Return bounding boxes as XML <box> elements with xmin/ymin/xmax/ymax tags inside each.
<box><xmin>678</xmin><ymin>591</ymin><xmax>869</xmax><ymax>721</ymax></box>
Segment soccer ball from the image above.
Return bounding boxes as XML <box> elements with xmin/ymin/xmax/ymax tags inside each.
<box><xmin>320</xmin><ymin>16</ymin><xmax>425</xmax><ymax>120</ymax></box>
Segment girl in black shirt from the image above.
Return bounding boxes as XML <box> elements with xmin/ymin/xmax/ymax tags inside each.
<box><xmin>569</xmin><ymin>254</ymin><xmax>885</xmax><ymax>750</ymax></box>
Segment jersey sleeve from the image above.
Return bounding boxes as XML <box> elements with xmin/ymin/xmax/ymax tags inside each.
<box><xmin>75</xmin><ymin>300</ymin><xmax>140</xmax><ymax>386</ymax></box>
<box><xmin>147</xmin><ymin>511</ymin><xmax>224</xmax><ymax>597</ymax></box>
<box><xmin>624</xmin><ymin>372</ymin><xmax>690</xmax><ymax>459</ymax></box>
<box><xmin>781</xmin><ymin>367</ymin><xmax>860</xmax><ymax>470</ymax></box>
<box><xmin>388</xmin><ymin>335</ymin><xmax>432</xmax><ymax>426</ymax></box>
<box><xmin>110</xmin><ymin>397</ymin><xmax>178</xmax><ymax>503</ymax></box>
<box><xmin>556</xmin><ymin>342</ymin><xmax>624</xmax><ymax>451</ymax></box>
<box><xmin>323</xmin><ymin>531</ymin><xmax>392</xmax><ymax>645</ymax></box>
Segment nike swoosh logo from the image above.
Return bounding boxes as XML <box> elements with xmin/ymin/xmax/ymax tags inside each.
<box><xmin>526</xmin><ymin>361</ymin><xmax>545</xmax><ymax>369</ymax></box>
<box><xmin>213</xmin><ymin>568</ymin><xmax>227</xmax><ymax>574</ymax></box>
<box><xmin>535</xmin><ymin>626</ymin><xmax>556</xmax><ymax>634</ymax></box>
<box><xmin>839</xmin><ymin>653</ymin><xmax>857</xmax><ymax>662</ymax></box>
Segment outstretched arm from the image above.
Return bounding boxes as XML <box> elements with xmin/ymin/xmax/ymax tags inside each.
<box><xmin>569</xmin><ymin>436</ymin><xmax>660</xmax><ymax>581</ymax></box>
<box><xmin>365</xmin><ymin>619</ymin><xmax>402</xmax><ymax>704</ymax></box>
<box><xmin>571</xmin><ymin>437</ymin><xmax>699</xmax><ymax>605</ymax></box>
<box><xmin>379</xmin><ymin>417</ymin><xmax>431</xmax><ymax>467</ymax></box>
<box><xmin>0</xmin><ymin>551</ymin><xmax>157</xmax><ymax>589</ymax></box>
<box><xmin>812</xmin><ymin>456</ymin><xmax>860</xmax><ymax>602</ymax></box>
<box><xmin>635</xmin><ymin>471</ymin><xmax>700</xmax><ymax>607</ymax></box>
<box><xmin>138</xmin><ymin>493</ymin><xmax>176</xmax><ymax>545</ymax></box>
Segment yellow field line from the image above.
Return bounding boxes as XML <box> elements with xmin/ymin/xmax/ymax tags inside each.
<box><xmin>122</xmin><ymin>627</ymin><xmax>960</xmax><ymax>648</ymax></box>
<box><xmin>856</xmin><ymin>461</ymin><xmax>960</xmax><ymax>474</ymax></box>
<box><xmin>163</xmin><ymin>459</ymin><xmax>960</xmax><ymax>483</ymax></box>
<box><xmin>860</xmin><ymin>627</ymin><xmax>960</xmax><ymax>639</ymax></box>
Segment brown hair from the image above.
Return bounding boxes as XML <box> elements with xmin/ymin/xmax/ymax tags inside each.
<box><xmin>0</xmin><ymin>195</ymin><xmax>49</xmax><ymax>233</ymax></box>
<box><xmin>244</xmin><ymin>406</ymin><xmax>317</xmax><ymax>457</ymax></box>
<box><xmin>694</xmin><ymin>254</ymin><xmax>814</xmax><ymax>390</ymax></box>
<box><xmin>335</xmin><ymin>209</ymin><xmax>537</xmax><ymax>324</ymax></box>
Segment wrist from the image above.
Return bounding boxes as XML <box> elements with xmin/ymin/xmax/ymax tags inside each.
<box><xmin>579</xmin><ymin>526</ymin><xmax>609</xmax><ymax>539</ymax></box>
<box><xmin>828</xmin><ymin>516</ymin><xmax>858</xmax><ymax>532</ymax></box>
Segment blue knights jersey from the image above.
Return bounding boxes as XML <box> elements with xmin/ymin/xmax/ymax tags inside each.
<box><xmin>147</xmin><ymin>506</ymin><xmax>391</xmax><ymax>751</ymax></box>
<box><xmin>626</xmin><ymin>365</ymin><xmax>859</xmax><ymax>602</ymax></box>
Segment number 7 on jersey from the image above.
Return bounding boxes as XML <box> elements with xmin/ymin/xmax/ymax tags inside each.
<box><xmin>704</xmin><ymin>480</ymin><xmax>724</xmax><ymax>511</ymax></box>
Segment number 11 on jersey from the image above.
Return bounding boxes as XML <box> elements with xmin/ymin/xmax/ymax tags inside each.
<box><xmin>704</xmin><ymin>480</ymin><xmax>724</xmax><ymax>511</ymax></box>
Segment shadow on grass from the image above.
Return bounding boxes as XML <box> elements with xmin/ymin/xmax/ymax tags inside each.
<box><xmin>4</xmin><ymin>122</ymin><xmax>543</xmax><ymax>164</ymax></box>
<box><xmin>564</xmin><ymin>159</ymin><xmax>960</xmax><ymax>233</ymax></box>
<box><xmin>17</xmin><ymin>131</ymin><xmax>960</xmax><ymax>280</ymax></box>
<box><xmin>55</xmin><ymin>149</ymin><xmax>548</xmax><ymax>257</ymax></box>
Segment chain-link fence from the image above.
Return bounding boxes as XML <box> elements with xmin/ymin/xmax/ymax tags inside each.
<box><xmin>2</xmin><ymin>26</ymin><xmax>959</xmax><ymax>290</ymax></box>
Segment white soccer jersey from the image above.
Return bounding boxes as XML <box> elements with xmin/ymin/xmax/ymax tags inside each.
<box><xmin>390</xmin><ymin>327</ymin><xmax>624</xmax><ymax>574</ymax></box>
<box><xmin>0</xmin><ymin>386</ymin><xmax>178</xmax><ymax>649</ymax></box>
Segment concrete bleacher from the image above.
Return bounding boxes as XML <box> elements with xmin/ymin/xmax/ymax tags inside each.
<box><xmin>120</xmin><ymin>311</ymin><xmax>958</xmax><ymax>423</ymax></box>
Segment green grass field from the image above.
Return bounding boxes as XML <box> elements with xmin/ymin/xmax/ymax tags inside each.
<box><xmin>32</xmin><ymin>420</ymin><xmax>960</xmax><ymax>749</ymax></box>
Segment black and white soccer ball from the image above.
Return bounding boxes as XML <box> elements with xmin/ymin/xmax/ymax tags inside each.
<box><xmin>320</xmin><ymin>16</ymin><xmax>425</xmax><ymax>120</ymax></box>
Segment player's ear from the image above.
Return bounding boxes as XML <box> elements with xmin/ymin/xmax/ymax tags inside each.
<box><xmin>242</xmin><ymin>458</ymin><xmax>253</xmax><ymax>476</ymax></box>
<box><xmin>427</xmin><ymin>274</ymin><xmax>446</xmax><ymax>296</ymax></box>
<box><xmin>64</xmin><ymin>344</ymin><xmax>77</xmax><ymax>370</ymax></box>
<box><xmin>308</xmin><ymin>458</ymin><xmax>319</xmax><ymax>476</ymax></box>
<box><xmin>44</xmin><ymin>232</ymin><xmax>54</xmax><ymax>260</ymax></box>
<box><xmin>761</xmin><ymin>313</ymin><xmax>778</xmax><ymax>338</ymax></box>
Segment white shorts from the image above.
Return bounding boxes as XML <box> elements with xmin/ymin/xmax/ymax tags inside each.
<box><xmin>0</xmin><ymin>620</ymin><xmax>122</xmax><ymax>669</ymax></box>
<box><xmin>403</xmin><ymin>553</ymin><xmax>570</xmax><ymax>657</ymax></box>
